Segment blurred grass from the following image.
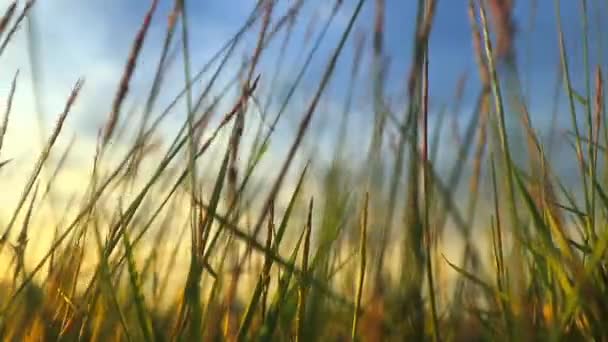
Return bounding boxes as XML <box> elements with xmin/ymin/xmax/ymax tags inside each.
<box><xmin>1</xmin><ymin>0</ymin><xmax>608</xmax><ymax>341</ymax></box>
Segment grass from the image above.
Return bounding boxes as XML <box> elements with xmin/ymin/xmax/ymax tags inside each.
<box><xmin>1</xmin><ymin>0</ymin><xmax>608</xmax><ymax>340</ymax></box>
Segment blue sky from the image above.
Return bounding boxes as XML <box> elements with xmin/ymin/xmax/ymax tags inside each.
<box><xmin>0</xmin><ymin>0</ymin><xmax>603</xmax><ymax>191</ymax></box>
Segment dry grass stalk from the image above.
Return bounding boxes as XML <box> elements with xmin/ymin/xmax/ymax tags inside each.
<box><xmin>0</xmin><ymin>0</ymin><xmax>35</xmax><ymax>57</ymax></box>
<box><xmin>374</xmin><ymin>0</ymin><xmax>384</xmax><ymax>52</ymax></box>
<box><xmin>518</xmin><ymin>102</ymin><xmax>563</xmax><ymax>230</ymax></box>
<box><xmin>419</xmin><ymin>0</ymin><xmax>438</xmax><ymax>43</ymax></box>
<box><xmin>229</xmin><ymin>0</ymin><xmax>274</xmax><ymax>205</ymax></box>
<box><xmin>486</xmin><ymin>0</ymin><xmax>515</xmax><ymax>60</ymax></box>
<box><xmin>0</xmin><ymin>70</ymin><xmax>18</xmax><ymax>157</ymax></box>
<box><xmin>469</xmin><ymin>1</ymin><xmax>490</xmax><ymax>89</ymax></box>
<box><xmin>128</xmin><ymin>0</ymin><xmax>182</xmax><ymax>178</ymax></box>
<box><xmin>12</xmin><ymin>183</ymin><xmax>39</xmax><ymax>290</ymax></box>
<box><xmin>243</xmin><ymin>0</ymin><xmax>365</xmax><ymax>290</ymax></box>
<box><xmin>594</xmin><ymin>66</ymin><xmax>603</xmax><ymax>170</ymax></box>
<box><xmin>468</xmin><ymin>0</ymin><xmax>490</xmax><ymax>199</ymax></box>
<box><xmin>0</xmin><ymin>78</ymin><xmax>83</xmax><ymax>247</ymax></box>
<box><xmin>168</xmin><ymin>0</ymin><xmax>180</xmax><ymax>29</ymax></box>
<box><xmin>103</xmin><ymin>0</ymin><xmax>158</xmax><ymax>146</ymax></box>
<box><xmin>0</xmin><ymin>1</ymin><xmax>16</xmax><ymax>38</ymax></box>
<box><xmin>368</xmin><ymin>0</ymin><xmax>385</xmax><ymax>164</ymax></box>
<box><xmin>407</xmin><ymin>0</ymin><xmax>437</xmax><ymax>97</ymax></box>
<box><xmin>268</xmin><ymin>0</ymin><xmax>303</xmax><ymax>39</ymax></box>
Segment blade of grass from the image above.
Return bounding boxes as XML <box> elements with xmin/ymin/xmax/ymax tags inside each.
<box><xmin>295</xmin><ymin>197</ymin><xmax>313</xmax><ymax>342</ymax></box>
<box><xmin>0</xmin><ymin>70</ymin><xmax>18</xmax><ymax>158</ymax></box>
<box><xmin>0</xmin><ymin>79</ymin><xmax>83</xmax><ymax>253</ymax></box>
<box><xmin>0</xmin><ymin>1</ymin><xmax>16</xmax><ymax>40</ymax></box>
<box><xmin>554</xmin><ymin>0</ymin><xmax>590</xmax><ymax>240</ymax></box>
<box><xmin>0</xmin><ymin>0</ymin><xmax>35</xmax><ymax>57</ymax></box>
<box><xmin>247</xmin><ymin>0</ymin><xmax>364</xmax><ymax>258</ymax></box>
<box><xmin>120</xmin><ymin>229</ymin><xmax>155</xmax><ymax>342</ymax></box>
<box><xmin>479</xmin><ymin>0</ymin><xmax>518</xmax><ymax>230</ymax></box>
<box><xmin>351</xmin><ymin>192</ymin><xmax>368</xmax><ymax>341</ymax></box>
<box><xmin>257</xmin><ymin>224</ymin><xmax>307</xmax><ymax>342</ymax></box>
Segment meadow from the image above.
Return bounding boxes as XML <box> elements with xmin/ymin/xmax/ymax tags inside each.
<box><xmin>0</xmin><ymin>0</ymin><xmax>607</xmax><ymax>340</ymax></box>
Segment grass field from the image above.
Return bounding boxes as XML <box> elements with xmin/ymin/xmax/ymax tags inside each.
<box><xmin>1</xmin><ymin>0</ymin><xmax>608</xmax><ymax>340</ymax></box>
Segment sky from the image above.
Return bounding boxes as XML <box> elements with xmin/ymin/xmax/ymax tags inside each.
<box><xmin>0</xmin><ymin>0</ymin><xmax>604</xmax><ymax>248</ymax></box>
<box><xmin>0</xmin><ymin>0</ymin><xmax>601</xmax><ymax>204</ymax></box>
<box><xmin>0</xmin><ymin>0</ymin><xmax>606</xmax><ymax>291</ymax></box>
<box><xmin>0</xmin><ymin>0</ymin><xmax>598</xmax><ymax>160</ymax></box>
